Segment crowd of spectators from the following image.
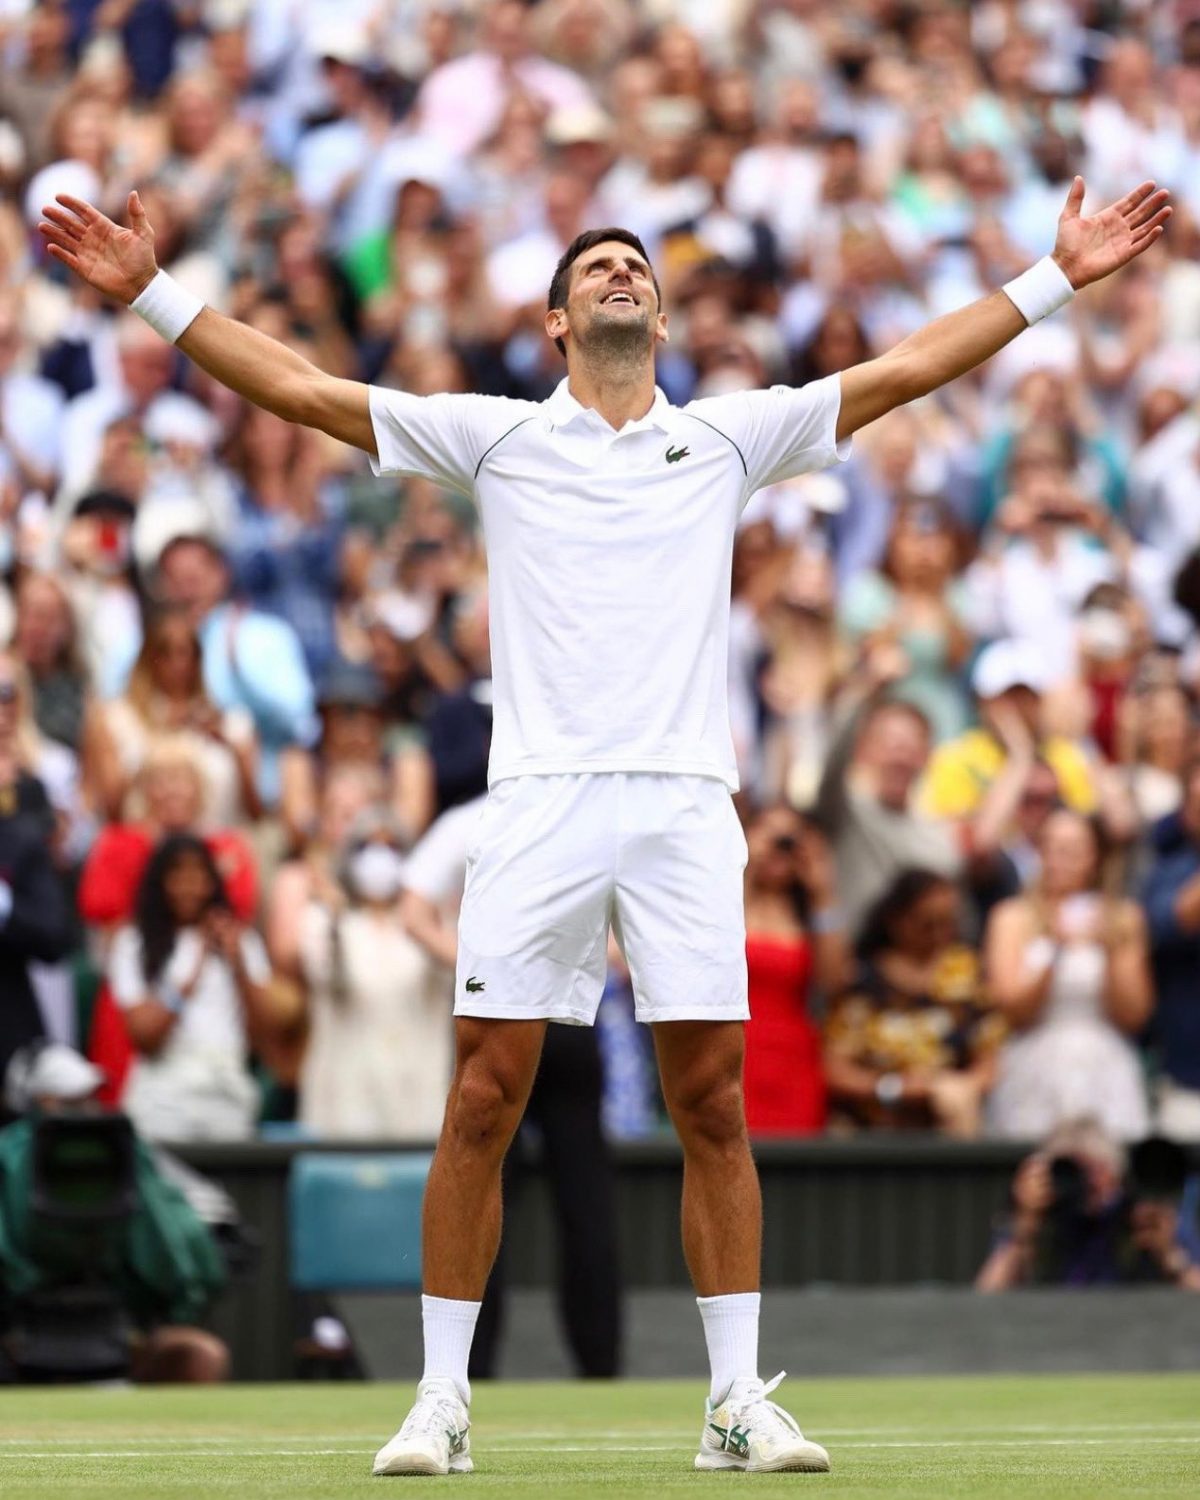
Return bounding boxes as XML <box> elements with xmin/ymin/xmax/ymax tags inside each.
<box><xmin>2</xmin><ymin>0</ymin><xmax>1200</xmax><ymax>1150</ymax></box>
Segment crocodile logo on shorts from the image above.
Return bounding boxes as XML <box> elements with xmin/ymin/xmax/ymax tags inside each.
<box><xmin>465</xmin><ymin>976</ymin><xmax>486</xmax><ymax>993</ymax></box>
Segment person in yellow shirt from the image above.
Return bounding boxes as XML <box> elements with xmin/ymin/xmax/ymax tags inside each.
<box><xmin>919</xmin><ymin>639</ymin><xmax>1097</xmax><ymax>820</ymax></box>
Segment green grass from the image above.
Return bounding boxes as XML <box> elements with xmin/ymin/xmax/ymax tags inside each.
<box><xmin>2</xmin><ymin>1374</ymin><xmax>1199</xmax><ymax>1498</ymax></box>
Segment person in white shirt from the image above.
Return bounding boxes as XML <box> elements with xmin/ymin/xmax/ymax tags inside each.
<box><xmin>39</xmin><ymin>164</ymin><xmax>1169</xmax><ymax>1476</ymax></box>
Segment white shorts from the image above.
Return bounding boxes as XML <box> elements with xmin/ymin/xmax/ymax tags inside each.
<box><xmin>454</xmin><ymin>773</ymin><xmax>749</xmax><ymax>1026</ymax></box>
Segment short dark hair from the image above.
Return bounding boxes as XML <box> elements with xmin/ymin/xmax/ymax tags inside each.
<box><xmin>859</xmin><ymin>696</ymin><xmax>932</xmax><ymax>742</ymax></box>
<box><xmin>546</xmin><ymin>228</ymin><xmax>660</xmax><ymax>356</ymax></box>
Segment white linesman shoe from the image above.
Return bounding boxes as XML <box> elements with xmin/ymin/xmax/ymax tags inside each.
<box><xmin>373</xmin><ymin>1378</ymin><xmax>473</xmax><ymax>1476</ymax></box>
<box><xmin>695</xmin><ymin>1372</ymin><xmax>830</xmax><ymax>1474</ymax></box>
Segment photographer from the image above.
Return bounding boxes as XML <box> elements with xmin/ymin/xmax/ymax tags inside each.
<box><xmin>0</xmin><ymin>1042</ymin><xmax>230</xmax><ymax>1382</ymax></box>
<box><xmin>977</xmin><ymin>1119</ymin><xmax>1200</xmax><ymax>1291</ymax></box>
<box><xmin>742</xmin><ymin>803</ymin><xmax>846</xmax><ymax>1136</ymax></box>
<box><xmin>107</xmin><ymin>835</ymin><xmax>278</xmax><ymax>1142</ymax></box>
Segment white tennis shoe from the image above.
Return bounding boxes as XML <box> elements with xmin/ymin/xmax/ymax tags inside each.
<box><xmin>372</xmin><ymin>1377</ymin><xmax>473</xmax><ymax>1476</ymax></box>
<box><xmin>695</xmin><ymin>1371</ymin><xmax>830</xmax><ymax>1474</ymax></box>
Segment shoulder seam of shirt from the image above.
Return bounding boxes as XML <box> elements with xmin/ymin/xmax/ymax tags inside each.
<box><xmin>473</xmin><ymin>416</ymin><xmax>537</xmax><ymax>480</ymax></box>
<box><xmin>680</xmin><ymin>411</ymin><xmax>748</xmax><ymax>476</ymax></box>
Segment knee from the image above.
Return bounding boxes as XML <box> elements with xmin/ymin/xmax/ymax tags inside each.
<box><xmin>445</xmin><ymin>1062</ymin><xmax>523</xmax><ymax>1155</ymax></box>
<box><xmin>669</xmin><ymin>1071</ymin><xmax>747</xmax><ymax>1155</ymax></box>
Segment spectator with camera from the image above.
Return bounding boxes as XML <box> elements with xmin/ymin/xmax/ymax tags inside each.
<box><xmin>986</xmin><ymin>808</ymin><xmax>1153</xmax><ymax>1141</ymax></box>
<box><xmin>296</xmin><ymin>807</ymin><xmax>452</xmax><ymax>1140</ymax></box>
<box><xmin>0</xmin><ymin>1041</ymin><xmax>232</xmax><ymax>1382</ymax></box>
<box><xmin>741</xmin><ymin>804</ymin><xmax>846</xmax><ymax>1136</ymax></box>
<box><xmin>1142</xmin><ymin>757</ymin><xmax>1200</xmax><ymax>1140</ymax></box>
<box><xmin>824</xmin><ymin>868</ymin><xmax>1004</xmax><ymax>1136</ymax></box>
<box><xmin>107</xmin><ymin>835</ymin><xmax>279</xmax><ymax>1142</ymax></box>
<box><xmin>977</xmin><ymin>1119</ymin><xmax>1200</xmax><ymax>1291</ymax></box>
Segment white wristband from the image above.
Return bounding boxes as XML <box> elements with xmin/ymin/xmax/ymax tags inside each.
<box><xmin>1002</xmin><ymin>255</ymin><xmax>1075</xmax><ymax>326</ymax></box>
<box><xmin>129</xmin><ymin>269</ymin><xmax>205</xmax><ymax>345</ymax></box>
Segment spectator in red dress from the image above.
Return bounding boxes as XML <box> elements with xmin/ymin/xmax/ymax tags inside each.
<box><xmin>741</xmin><ymin>804</ymin><xmax>848</xmax><ymax>1136</ymax></box>
<box><xmin>78</xmin><ymin>739</ymin><xmax>258</xmax><ymax>938</ymax></box>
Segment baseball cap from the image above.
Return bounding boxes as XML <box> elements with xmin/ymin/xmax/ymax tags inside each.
<box><xmin>310</xmin><ymin>25</ymin><xmax>371</xmax><ymax>68</ymax></box>
<box><xmin>135</xmin><ymin>496</ymin><xmax>224</xmax><ymax>575</ymax></box>
<box><xmin>971</xmin><ymin>639</ymin><xmax>1050</xmax><ymax>699</ymax></box>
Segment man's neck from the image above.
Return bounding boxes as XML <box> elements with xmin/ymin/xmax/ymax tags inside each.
<box><xmin>565</xmin><ymin>354</ymin><xmax>658</xmax><ymax>432</ymax></box>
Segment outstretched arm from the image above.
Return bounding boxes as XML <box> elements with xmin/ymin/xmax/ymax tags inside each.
<box><xmin>38</xmin><ymin>191</ymin><xmax>376</xmax><ymax>454</ymax></box>
<box><xmin>836</xmin><ymin>178</ymin><xmax>1171</xmax><ymax>441</ymax></box>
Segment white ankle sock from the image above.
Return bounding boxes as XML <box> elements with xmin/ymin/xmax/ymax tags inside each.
<box><xmin>421</xmin><ymin>1294</ymin><xmax>480</xmax><ymax>1405</ymax></box>
<box><xmin>696</xmin><ymin>1292</ymin><xmax>760</xmax><ymax>1403</ymax></box>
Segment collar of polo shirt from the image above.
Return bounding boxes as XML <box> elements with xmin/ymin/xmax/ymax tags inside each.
<box><xmin>542</xmin><ymin>377</ymin><xmax>673</xmax><ymax>435</ymax></box>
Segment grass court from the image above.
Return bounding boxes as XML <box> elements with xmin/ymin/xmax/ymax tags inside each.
<box><xmin>3</xmin><ymin>1372</ymin><xmax>1198</xmax><ymax>1498</ymax></box>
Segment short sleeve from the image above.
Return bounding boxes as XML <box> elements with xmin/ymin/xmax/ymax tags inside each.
<box><xmin>691</xmin><ymin>374</ymin><xmax>852</xmax><ymax>498</ymax></box>
<box><xmin>368</xmin><ymin>388</ymin><xmax>530</xmax><ymax>497</ymax></box>
<box><xmin>108</xmin><ymin>926</ymin><xmax>148</xmax><ymax>1008</ymax></box>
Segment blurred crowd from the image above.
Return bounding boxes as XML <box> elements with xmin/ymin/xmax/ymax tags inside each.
<box><xmin>2</xmin><ymin>0</ymin><xmax>1200</xmax><ymax>1149</ymax></box>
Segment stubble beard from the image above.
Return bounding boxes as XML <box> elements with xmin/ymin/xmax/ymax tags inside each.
<box><xmin>576</xmin><ymin>305</ymin><xmax>655</xmax><ymax>375</ymax></box>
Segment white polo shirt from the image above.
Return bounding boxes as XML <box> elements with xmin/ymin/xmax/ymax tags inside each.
<box><xmin>369</xmin><ymin>375</ymin><xmax>850</xmax><ymax>790</ymax></box>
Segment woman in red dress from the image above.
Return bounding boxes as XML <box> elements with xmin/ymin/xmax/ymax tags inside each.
<box><xmin>742</xmin><ymin>804</ymin><xmax>848</xmax><ymax>1135</ymax></box>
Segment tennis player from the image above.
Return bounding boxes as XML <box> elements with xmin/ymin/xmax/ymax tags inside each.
<box><xmin>40</xmin><ymin>173</ymin><xmax>1168</xmax><ymax>1476</ymax></box>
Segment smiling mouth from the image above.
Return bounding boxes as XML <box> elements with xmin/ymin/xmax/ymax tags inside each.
<box><xmin>601</xmin><ymin>290</ymin><xmax>637</xmax><ymax>305</ymax></box>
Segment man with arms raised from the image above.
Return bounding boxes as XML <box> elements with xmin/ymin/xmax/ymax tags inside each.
<box><xmin>40</xmin><ymin>175</ymin><xmax>1168</xmax><ymax>1476</ymax></box>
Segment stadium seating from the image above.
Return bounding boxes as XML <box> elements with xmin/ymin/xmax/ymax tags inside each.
<box><xmin>288</xmin><ymin>1153</ymin><xmax>432</xmax><ymax>1291</ymax></box>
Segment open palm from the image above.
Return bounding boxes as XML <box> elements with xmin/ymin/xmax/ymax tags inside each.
<box><xmin>1052</xmin><ymin>177</ymin><xmax>1171</xmax><ymax>290</ymax></box>
<box><xmin>37</xmin><ymin>192</ymin><xmax>158</xmax><ymax>305</ymax></box>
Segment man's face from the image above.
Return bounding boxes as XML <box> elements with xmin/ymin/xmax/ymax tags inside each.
<box><xmin>118</xmin><ymin>332</ymin><xmax>175</xmax><ymax>405</ymax></box>
<box><xmin>157</xmin><ymin>541</ymin><xmax>227</xmax><ymax>626</ymax></box>
<box><xmin>144</xmin><ymin>765</ymin><xmax>202</xmax><ymax>830</ymax></box>
<box><xmin>858</xmin><ymin>707</ymin><xmax>930</xmax><ymax>809</ymax></box>
<box><xmin>546</xmin><ymin>241</ymin><xmax>667</xmax><ymax>362</ymax></box>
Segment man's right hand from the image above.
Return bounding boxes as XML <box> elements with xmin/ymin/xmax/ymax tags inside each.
<box><xmin>41</xmin><ymin>189</ymin><xmax>377</xmax><ymax>454</ymax></box>
<box><xmin>37</xmin><ymin>191</ymin><xmax>158</xmax><ymax>305</ymax></box>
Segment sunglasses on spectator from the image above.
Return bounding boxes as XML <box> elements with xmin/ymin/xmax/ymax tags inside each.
<box><xmin>0</xmin><ymin>682</ymin><xmax>17</xmax><ymax>705</ymax></box>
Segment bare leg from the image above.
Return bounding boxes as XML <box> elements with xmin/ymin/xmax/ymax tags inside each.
<box><xmin>652</xmin><ymin>1020</ymin><xmax>760</xmax><ymax>1295</ymax></box>
<box><xmin>422</xmin><ymin>1017</ymin><xmax>547</xmax><ymax>1299</ymax></box>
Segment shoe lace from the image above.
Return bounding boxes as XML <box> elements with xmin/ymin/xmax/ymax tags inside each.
<box><xmin>400</xmin><ymin>1385</ymin><xmax>465</xmax><ymax>1442</ymax></box>
<box><xmin>730</xmin><ymin>1372</ymin><xmax>801</xmax><ymax>1439</ymax></box>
